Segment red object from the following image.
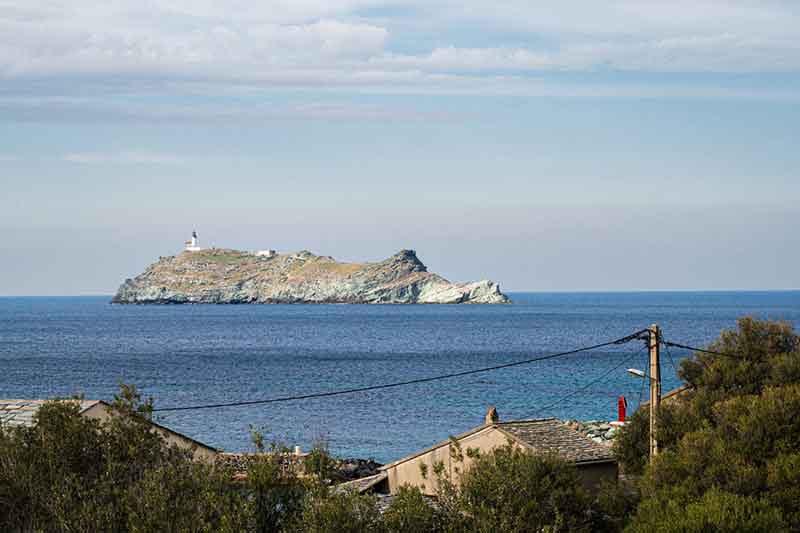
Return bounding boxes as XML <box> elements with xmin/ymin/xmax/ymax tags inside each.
<box><xmin>617</xmin><ymin>396</ymin><xmax>627</xmax><ymax>422</ymax></box>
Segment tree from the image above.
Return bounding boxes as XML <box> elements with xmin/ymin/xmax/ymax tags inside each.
<box><xmin>617</xmin><ymin>318</ymin><xmax>800</xmax><ymax>532</ymax></box>
<box><xmin>0</xmin><ymin>385</ymin><xmax>249</xmax><ymax>532</ymax></box>
<box><xmin>288</xmin><ymin>486</ymin><xmax>383</xmax><ymax>533</ymax></box>
<box><xmin>615</xmin><ymin>317</ymin><xmax>800</xmax><ymax>475</ymax></box>
<box><xmin>383</xmin><ymin>485</ymin><xmax>447</xmax><ymax>533</ymax></box>
<box><xmin>627</xmin><ymin>488</ymin><xmax>785</xmax><ymax>533</ymax></box>
<box><xmin>455</xmin><ymin>443</ymin><xmax>592</xmax><ymax>533</ymax></box>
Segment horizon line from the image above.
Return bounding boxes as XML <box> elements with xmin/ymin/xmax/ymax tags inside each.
<box><xmin>1</xmin><ymin>288</ymin><xmax>799</xmax><ymax>298</ymax></box>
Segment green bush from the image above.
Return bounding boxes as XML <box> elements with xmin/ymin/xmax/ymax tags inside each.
<box><xmin>289</xmin><ymin>486</ymin><xmax>383</xmax><ymax>533</ymax></box>
<box><xmin>612</xmin><ymin>408</ymin><xmax>650</xmax><ymax>475</ymax></box>
<box><xmin>617</xmin><ymin>318</ymin><xmax>800</xmax><ymax>532</ymax></box>
<box><xmin>456</xmin><ymin>443</ymin><xmax>592</xmax><ymax>533</ymax></box>
<box><xmin>617</xmin><ymin>318</ymin><xmax>800</xmax><ymax>475</ymax></box>
<box><xmin>305</xmin><ymin>439</ymin><xmax>336</xmax><ymax>481</ymax></box>
<box><xmin>626</xmin><ymin>488</ymin><xmax>786</xmax><ymax>533</ymax></box>
<box><xmin>766</xmin><ymin>452</ymin><xmax>800</xmax><ymax>529</ymax></box>
<box><xmin>0</xmin><ymin>385</ymin><xmax>248</xmax><ymax>532</ymax></box>
<box><xmin>383</xmin><ymin>485</ymin><xmax>447</xmax><ymax>533</ymax></box>
<box><xmin>247</xmin><ymin>447</ymin><xmax>309</xmax><ymax>533</ymax></box>
<box><xmin>588</xmin><ymin>480</ymin><xmax>639</xmax><ymax>533</ymax></box>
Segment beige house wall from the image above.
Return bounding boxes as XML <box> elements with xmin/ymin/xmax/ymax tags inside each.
<box><xmin>383</xmin><ymin>425</ymin><xmax>616</xmax><ymax>496</ymax></box>
<box><xmin>385</xmin><ymin>426</ymin><xmax>524</xmax><ymax>495</ymax></box>
<box><xmin>81</xmin><ymin>402</ymin><xmax>218</xmax><ymax>462</ymax></box>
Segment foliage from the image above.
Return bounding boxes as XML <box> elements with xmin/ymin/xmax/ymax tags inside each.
<box><xmin>246</xmin><ymin>444</ymin><xmax>309</xmax><ymax>533</ymax></box>
<box><xmin>383</xmin><ymin>485</ymin><xmax>448</xmax><ymax>533</ymax></box>
<box><xmin>305</xmin><ymin>438</ymin><xmax>336</xmax><ymax>481</ymax></box>
<box><xmin>616</xmin><ymin>317</ymin><xmax>800</xmax><ymax>532</ymax></box>
<box><xmin>455</xmin><ymin>443</ymin><xmax>592</xmax><ymax>533</ymax></box>
<box><xmin>288</xmin><ymin>486</ymin><xmax>383</xmax><ymax>533</ymax></box>
<box><xmin>612</xmin><ymin>408</ymin><xmax>649</xmax><ymax>475</ymax></box>
<box><xmin>626</xmin><ymin>487</ymin><xmax>786</xmax><ymax>533</ymax></box>
<box><xmin>0</xmin><ymin>384</ymin><xmax>248</xmax><ymax>532</ymax></box>
<box><xmin>588</xmin><ymin>480</ymin><xmax>639</xmax><ymax>533</ymax></box>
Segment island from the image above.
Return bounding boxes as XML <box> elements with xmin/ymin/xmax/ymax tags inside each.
<box><xmin>112</xmin><ymin>241</ymin><xmax>510</xmax><ymax>304</ymax></box>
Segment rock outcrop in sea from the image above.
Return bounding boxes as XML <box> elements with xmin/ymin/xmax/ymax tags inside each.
<box><xmin>112</xmin><ymin>248</ymin><xmax>510</xmax><ymax>304</ymax></box>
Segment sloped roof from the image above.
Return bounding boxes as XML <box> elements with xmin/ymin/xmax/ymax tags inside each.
<box><xmin>334</xmin><ymin>472</ymin><xmax>389</xmax><ymax>494</ymax></box>
<box><xmin>497</xmin><ymin>419</ymin><xmax>614</xmax><ymax>464</ymax></box>
<box><xmin>0</xmin><ymin>399</ymin><xmax>218</xmax><ymax>454</ymax></box>
<box><xmin>381</xmin><ymin>417</ymin><xmax>615</xmax><ymax>471</ymax></box>
<box><xmin>0</xmin><ymin>399</ymin><xmax>100</xmax><ymax>428</ymax></box>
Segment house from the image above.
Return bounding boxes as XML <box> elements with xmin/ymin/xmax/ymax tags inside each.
<box><xmin>0</xmin><ymin>399</ymin><xmax>218</xmax><ymax>461</ymax></box>
<box><xmin>377</xmin><ymin>407</ymin><xmax>617</xmax><ymax>496</ymax></box>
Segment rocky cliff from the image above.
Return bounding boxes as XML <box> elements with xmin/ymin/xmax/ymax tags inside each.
<box><xmin>112</xmin><ymin>249</ymin><xmax>510</xmax><ymax>304</ymax></box>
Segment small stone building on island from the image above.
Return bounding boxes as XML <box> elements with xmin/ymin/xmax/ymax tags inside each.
<box><xmin>374</xmin><ymin>408</ymin><xmax>618</xmax><ymax>496</ymax></box>
<box><xmin>0</xmin><ymin>399</ymin><xmax>218</xmax><ymax>461</ymax></box>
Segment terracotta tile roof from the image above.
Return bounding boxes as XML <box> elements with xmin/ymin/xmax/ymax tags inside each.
<box><xmin>498</xmin><ymin>418</ymin><xmax>614</xmax><ymax>464</ymax></box>
<box><xmin>0</xmin><ymin>399</ymin><xmax>100</xmax><ymax>428</ymax></box>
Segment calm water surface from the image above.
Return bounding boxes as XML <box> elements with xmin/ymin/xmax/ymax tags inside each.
<box><xmin>1</xmin><ymin>292</ymin><xmax>798</xmax><ymax>461</ymax></box>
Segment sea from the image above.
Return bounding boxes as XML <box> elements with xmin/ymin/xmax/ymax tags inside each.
<box><xmin>1</xmin><ymin>292</ymin><xmax>798</xmax><ymax>462</ymax></box>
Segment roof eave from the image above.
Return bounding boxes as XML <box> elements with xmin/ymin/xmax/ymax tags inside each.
<box><xmin>95</xmin><ymin>400</ymin><xmax>220</xmax><ymax>454</ymax></box>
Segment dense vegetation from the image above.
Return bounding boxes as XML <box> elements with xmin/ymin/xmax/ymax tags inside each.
<box><xmin>616</xmin><ymin>317</ymin><xmax>800</xmax><ymax>532</ymax></box>
<box><xmin>2</xmin><ymin>317</ymin><xmax>799</xmax><ymax>531</ymax></box>
<box><xmin>0</xmin><ymin>385</ymin><xmax>625</xmax><ymax>532</ymax></box>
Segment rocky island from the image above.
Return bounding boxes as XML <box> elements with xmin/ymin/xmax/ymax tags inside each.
<box><xmin>112</xmin><ymin>248</ymin><xmax>510</xmax><ymax>304</ymax></box>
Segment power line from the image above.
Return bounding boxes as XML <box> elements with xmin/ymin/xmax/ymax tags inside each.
<box><xmin>536</xmin><ymin>342</ymin><xmax>648</xmax><ymax>414</ymax></box>
<box><xmin>660</xmin><ymin>339</ymin><xmax>746</xmax><ymax>360</ymax></box>
<box><xmin>636</xmin><ymin>348</ymin><xmax>649</xmax><ymax>409</ymax></box>
<box><xmin>152</xmin><ymin>329</ymin><xmax>650</xmax><ymax>413</ymax></box>
<box><xmin>659</xmin><ymin>333</ymin><xmax>680</xmax><ymax>377</ymax></box>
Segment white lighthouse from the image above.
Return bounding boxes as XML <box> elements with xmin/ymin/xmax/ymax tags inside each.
<box><xmin>184</xmin><ymin>230</ymin><xmax>202</xmax><ymax>252</ymax></box>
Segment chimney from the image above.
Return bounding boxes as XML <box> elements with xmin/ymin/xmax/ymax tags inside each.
<box><xmin>485</xmin><ymin>405</ymin><xmax>499</xmax><ymax>425</ymax></box>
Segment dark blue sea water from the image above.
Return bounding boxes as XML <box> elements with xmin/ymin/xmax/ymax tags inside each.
<box><xmin>1</xmin><ymin>292</ymin><xmax>798</xmax><ymax>462</ymax></box>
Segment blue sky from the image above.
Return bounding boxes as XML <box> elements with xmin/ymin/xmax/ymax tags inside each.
<box><xmin>1</xmin><ymin>1</ymin><xmax>799</xmax><ymax>294</ymax></box>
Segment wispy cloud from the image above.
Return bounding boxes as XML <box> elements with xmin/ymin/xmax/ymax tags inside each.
<box><xmin>0</xmin><ymin>0</ymin><xmax>797</xmax><ymax>113</ymax></box>
<box><xmin>0</xmin><ymin>2</ymin><xmax>798</xmax><ymax>82</ymax></box>
<box><xmin>62</xmin><ymin>152</ymin><xmax>189</xmax><ymax>164</ymax></box>
<box><xmin>0</xmin><ymin>97</ymin><xmax>463</xmax><ymax>124</ymax></box>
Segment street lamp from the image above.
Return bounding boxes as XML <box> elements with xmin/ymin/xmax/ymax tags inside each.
<box><xmin>627</xmin><ymin>325</ymin><xmax>662</xmax><ymax>460</ymax></box>
<box><xmin>627</xmin><ymin>368</ymin><xmax>647</xmax><ymax>379</ymax></box>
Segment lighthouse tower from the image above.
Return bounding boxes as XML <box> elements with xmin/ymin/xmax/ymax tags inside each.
<box><xmin>184</xmin><ymin>230</ymin><xmax>202</xmax><ymax>252</ymax></box>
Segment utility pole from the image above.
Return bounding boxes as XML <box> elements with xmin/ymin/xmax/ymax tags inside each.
<box><xmin>649</xmin><ymin>324</ymin><xmax>662</xmax><ymax>459</ymax></box>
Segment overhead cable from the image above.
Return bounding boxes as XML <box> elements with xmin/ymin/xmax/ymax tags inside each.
<box><xmin>660</xmin><ymin>339</ymin><xmax>746</xmax><ymax>360</ymax></box>
<box><xmin>152</xmin><ymin>328</ymin><xmax>649</xmax><ymax>413</ymax></box>
<box><xmin>536</xmin><ymin>342</ymin><xmax>649</xmax><ymax>414</ymax></box>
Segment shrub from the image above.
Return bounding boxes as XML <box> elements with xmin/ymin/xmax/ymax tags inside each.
<box><xmin>247</xmin><ymin>448</ymin><xmax>309</xmax><ymax>533</ymax></box>
<box><xmin>616</xmin><ymin>318</ymin><xmax>800</xmax><ymax>532</ymax></box>
<box><xmin>612</xmin><ymin>409</ymin><xmax>649</xmax><ymax>475</ymax></box>
<box><xmin>305</xmin><ymin>439</ymin><xmax>336</xmax><ymax>481</ymax></box>
<box><xmin>456</xmin><ymin>443</ymin><xmax>592</xmax><ymax>533</ymax></box>
<box><xmin>288</xmin><ymin>486</ymin><xmax>383</xmax><ymax>533</ymax></box>
<box><xmin>617</xmin><ymin>318</ymin><xmax>800</xmax><ymax>474</ymax></box>
<box><xmin>0</xmin><ymin>385</ymin><xmax>248</xmax><ymax>532</ymax></box>
<box><xmin>383</xmin><ymin>485</ymin><xmax>446</xmax><ymax>533</ymax></box>
<box><xmin>627</xmin><ymin>487</ymin><xmax>786</xmax><ymax>532</ymax></box>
